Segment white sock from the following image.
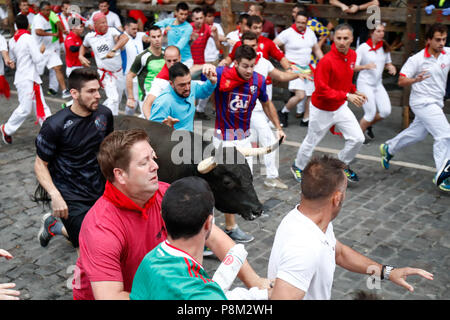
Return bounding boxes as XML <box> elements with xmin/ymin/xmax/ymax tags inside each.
<box><xmin>281</xmin><ymin>106</ymin><xmax>289</xmax><ymax>113</ymax></box>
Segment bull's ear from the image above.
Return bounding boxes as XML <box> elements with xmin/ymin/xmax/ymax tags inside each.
<box><xmin>197</xmin><ymin>156</ymin><xmax>217</xmax><ymax>174</ymax></box>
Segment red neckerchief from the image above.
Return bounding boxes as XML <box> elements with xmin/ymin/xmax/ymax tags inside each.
<box><xmin>156</xmin><ymin>64</ymin><xmax>169</xmax><ymax>80</ymax></box>
<box><xmin>103</xmin><ymin>180</ymin><xmax>158</xmax><ymax>220</ymax></box>
<box><xmin>104</xmin><ymin>10</ymin><xmax>109</xmax><ymax>15</ymax></box>
<box><xmin>219</xmin><ymin>66</ymin><xmax>248</xmax><ymax>92</ymax></box>
<box><xmin>291</xmin><ymin>23</ymin><xmax>305</xmax><ymax>38</ymax></box>
<box><xmin>13</xmin><ymin>29</ymin><xmax>30</xmax><ymax>41</ymax></box>
<box><xmin>424</xmin><ymin>44</ymin><xmax>446</xmax><ymax>58</ymax></box>
<box><xmin>366</xmin><ymin>38</ymin><xmax>383</xmax><ymax>51</ymax></box>
<box><xmin>39</xmin><ymin>12</ymin><xmax>49</xmax><ymax>21</ymax></box>
<box><xmin>95</xmin><ymin>28</ymin><xmax>106</xmax><ymax>36</ymax></box>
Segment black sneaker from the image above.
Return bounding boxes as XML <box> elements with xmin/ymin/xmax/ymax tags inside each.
<box><xmin>366</xmin><ymin>126</ymin><xmax>375</xmax><ymax>139</ymax></box>
<box><xmin>435</xmin><ymin>159</ymin><xmax>450</xmax><ymax>186</ymax></box>
<box><xmin>37</xmin><ymin>213</ymin><xmax>57</xmax><ymax>247</ymax></box>
<box><xmin>47</xmin><ymin>88</ymin><xmax>57</xmax><ymax>96</ymax></box>
<box><xmin>277</xmin><ymin>110</ymin><xmax>288</xmax><ymax>128</ymax></box>
<box><xmin>299</xmin><ymin>119</ymin><xmax>309</xmax><ymax>127</ymax></box>
<box><xmin>195</xmin><ymin>111</ymin><xmax>210</xmax><ymax>120</ymax></box>
<box><xmin>344</xmin><ymin>167</ymin><xmax>359</xmax><ymax>182</ymax></box>
<box><xmin>225</xmin><ymin>225</ymin><xmax>254</xmax><ymax>243</ymax></box>
<box><xmin>1</xmin><ymin>124</ymin><xmax>12</xmax><ymax>145</ymax></box>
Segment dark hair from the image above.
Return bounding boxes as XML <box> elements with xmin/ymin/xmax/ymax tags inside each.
<box><xmin>204</xmin><ymin>5</ymin><xmax>215</xmax><ymax>16</ymax></box>
<box><xmin>301</xmin><ymin>155</ymin><xmax>347</xmax><ymax>200</ymax></box>
<box><xmin>246</xmin><ymin>15</ymin><xmax>263</xmax><ymax>28</ymax></box>
<box><xmin>15</xmin><ymin>14</ymin><xmax>28</xmax><ymax>30</ymax></box>
<box><xmin>125</xmin><ymin>17</ymin><xmax>138</xmax><ymax>26</ymax></box>
<box><xmin>295</xmin><ymin>9</ymin><xmax>309</xmax><ymax>19</ymax></box>
<box><xmin>293</xmin><ymin>3</ymin><xmax>305</xmax><ymax>11</ymax></box>
<box><xmin>368</xmin><ymin>23</ymin><xmax>391</xmax><ymax>53</ymax></box>
<box><xmin>39</xmin><ymin>1</ymin><xmax>51</xmax><ymax>9</ymax></box>
<box><xmin>334</xmin><ymin>23</ymin><xmax>354</xmax><ymax>34</ymax></box>
<box><xmin>238</xmin><ymin>13</ymin><xmax>249</xmax><ymax>24</ymax></box>
<box><xmin>192</xmin><ymin>7</ymin><xmax>203</xmax><ymax>15</ymax></box>
<box><xmin>61</xmin><ymin>0</ymin><xmax>71</xmax><ymax>6</ymax></box>
<box><xmin>98</xmin><ymin>0</ymin><xmax>109</xmax><ymax>5</ymax></box>
<box><xmin>241</xmin><ymin>31</ymin><xmax>258</xmax><ymax>42</ymax></box>
<box><xmin>148</xmin><ymin>25</ymin><xmax>161</xmax><ymax>33</ymax></box>
<box><xmin>162</xmin><ymin>177</ymin><xmax>215</xmax><ymax>240</ymax></box>
<box><xmin>68</xmin><ymin>68</ymin><xmax>100</xmax><ymax>92</ymax></box>
<box><xmin>169</xmin><ymin>62</ymin><xmax>190</xmax><ymax>81</ymax></box>
<box><xmin>176</xmin><ymin>2</ymin><xmax>189</xmax><ymax>11</ymax></box>
<box><xmin>98</xmin><ymin>129</ymin><xmax>150</xmax><ymax>182</ymax></box>
<box><xmin>235</xmin><ymin>44</ymin><xmax>257</xmax><ymax>62</ymax></box>
<box><xmin>425</xmin><ymin>23</ymin><xmax>448</xmax><ymax>40</ymax></box>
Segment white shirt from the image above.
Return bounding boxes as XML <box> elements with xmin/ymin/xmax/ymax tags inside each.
<box><xmin>204</xmin><ymin>23</ymin><xmax>224</xmax><ymax>62</ymax></box>
<box><xmin>276</xmin><ymin>27</ymin><xmax>317</xmax><ymax>66</ymax></box>
<box><xmin>32</xmin><ymin>13</ymin><xmax>57</xmax><ymax>50</ymax></box>
<box><xmin>253</xmin><ymin>56</ymin><xmax>274</xmax><ymax>112</ymax></box>
<box><xmin>8</xmin><ymin>33</ymin><xmax>44</xmax><ymax>84</ymax></box>
<box><xmin>226</xmin><ymin>29</ymin><xmax>241</xmax><ymax>47</ymax></box>
<box><xmin>268</xmin><ymin>205</ymin><xmax>337</xmax><ymax>300</ymax></box>
<box><xmin>123</xmin><ymin>32</ymin><xmax>145</xmax><ymax>73</ymax></box>
<box><xmin>83</xmin><ymin>27</ymin><xmax>123</xmax><ymax>72</ymax></box>
<box><xmin>356</xmin><ymin>43</ymin><xmax>392</xmax><ymax>86</ymax></box>
<box><xmin>88</xmin><ymin>10</ymin><xmax>122</xmax><ymax>30</ymax></box>
<box><xmin>400</xmin><ymin>47</ymin><xmax>450</xmax><ymax>108</ymax></box>
<box><xmin>148</xmin><ymin>77</ymin><xmax>169</xmax><ymax>99</ymax></box>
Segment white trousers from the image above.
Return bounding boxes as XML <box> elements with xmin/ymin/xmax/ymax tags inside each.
<box><xmin>120</xmin><ymin>77</ymin><xmax>140</xmax><ymax>116</ymax></box>
<box><xmin>213</xmin><ymin>136</ymin><xmax>253</xmax><ymax>174</ymax></box>
<box><xmin>4</xmin><ymin>80</ymin><xmax>51</xmax><ymax>135</ymax></box>
<box><xmin>99</xmin><ymin>69</ymin><xmax>125</xmax><ymax>116</ymax></box>
<box><xmin>357</xmin><ymin>81</ymin><xmax>391</xmax><ymax>122</ymax></box>
<box><xmin>250</xmin><ymin>110</ymin><xmax>278</xmax><ymax>178</ymax></box>
<box><xmin>386</xmin><ymin>103</ymin><xmax>450</xmax><ymax>173</ymax></box>
<box><xmin>295</xmin><ymin>103</ymin><xmax>365</xmax><ymax>169</ymax></box>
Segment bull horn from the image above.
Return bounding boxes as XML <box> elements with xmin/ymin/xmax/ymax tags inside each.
<box><xmin>236</xmin><ymin>137</ymin><xmax>284</xmax><ymax>157</ymax></box>
<box><xmin>197</xmin><ymin>156</ymin><xmax>217</xmax><ymax>174</ymax></box>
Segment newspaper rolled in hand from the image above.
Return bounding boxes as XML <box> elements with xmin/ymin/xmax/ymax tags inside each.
<box><xmin>212</xmin><ymin>244</ymin><xmax>248</xmax><ymax>292</ymax></box>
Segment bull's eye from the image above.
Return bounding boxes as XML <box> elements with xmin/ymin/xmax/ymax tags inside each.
<box><xmin>223</xmin><ymin>176</ymin><xmax>235</xmax><ymax>189</ymax></box>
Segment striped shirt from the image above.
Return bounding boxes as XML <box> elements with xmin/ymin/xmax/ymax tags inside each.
<box><xmin>190</xmin><ymin>22</ymin><xmax>211</xmax><ymax>65</ymax></box>
<box><xmin>214</xmin><ymin>66</ymin><xmax>268</xmax><ymax>141</ymax></box>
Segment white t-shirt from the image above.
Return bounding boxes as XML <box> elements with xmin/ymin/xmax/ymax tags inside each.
<box><xmin>356</xmin><ymin>43</ymin><xmax>392</xmax><ymax>86</ymax></box>
<box><xmin>123</xmin><ymin>32</ymin><xmax>145</xmax><ymax>73</ymax></box>
<box><xmin>32</xmin><ymin>13</ymin><xmax>57</xmax><ymax>50</ymax></box>
<box><xmin>253</xmin><ymin>56</ymin><xmax>274</xmax><ymax>112</ymax></box>
<box><xmin>148</xmin><ymin>77</ymin><xmax>169</xmax><ymax>98</ymax></box>
<box><xmin>226</xmin><ymin>29</ymin><xmax>241</xmax><ymax>47</ymax></box>
<box><xmin>268</xmin><ymin>205</ymin><xmax>337</xmax><ymax>300</ymax></box>
<box><xmin>83</xmin><ymin>28</ymin><xmax>123</xmax><ymax>72</ymax></box>
<box><xmin>88</xmin><ymin>10</ymin><xmax>122</xmax><ymax>30</ymax></box>
<box><xmin>0</xmin><ymin>34</ymin><xmax>6</xmax><ymax>75</ymax></box>
<box><xmin>400</xmin><ymin>47</ymin><xmax>450</xmax><ymax>108</ymax></box>
<box><xmin>204</xmin><ymin>23</ymin><xmax>224</xmax><ymax>62</ymax></box>
<box><xmin>276</xmin><ymin>27</ymin><xmax>317</xmax><ymax>66</ymax></box>
<box><xmin>8</xmin><ymin>33</ymin><xmax>44</xmax><ymax>84</ymax></box>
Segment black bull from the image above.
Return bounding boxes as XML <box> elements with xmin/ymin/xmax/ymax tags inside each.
<box><xmin>114</xmin><ymin>115</ymin><xmax>281</xmax><ymax>221</ymax></box>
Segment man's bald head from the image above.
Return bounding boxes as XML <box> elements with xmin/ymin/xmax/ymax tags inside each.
<box><xmin>164</xmin><ymin>46</ymin><xmax>181</xmax><ymax>69</ymax></box>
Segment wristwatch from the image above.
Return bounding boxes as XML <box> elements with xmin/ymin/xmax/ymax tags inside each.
<box><xmin>381</xmin><ymin>265</ymin><xmax>395</xmax><ymax>281</ymax></box>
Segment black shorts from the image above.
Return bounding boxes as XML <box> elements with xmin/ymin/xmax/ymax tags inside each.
<box><xmin>61</xmin><ymin>200</ymin><xmax>96</xmax><ymax>248</ymax></box>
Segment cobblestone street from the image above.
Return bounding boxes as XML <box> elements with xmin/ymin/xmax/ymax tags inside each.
<box><xmin>0</xmin><ymin>82</ymin><xmax>449</xmax><ymax>300</ymax></box>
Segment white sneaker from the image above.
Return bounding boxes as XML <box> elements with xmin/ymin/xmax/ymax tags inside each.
<box><xmin>264</xmin><ymin>178</ymin><xmax>288</xmax><ymax>189</ymax></box>
<box><xmin>62</xmin><ymin>89</ymin><xmax>71</xmax><ymax>99</ymax></box>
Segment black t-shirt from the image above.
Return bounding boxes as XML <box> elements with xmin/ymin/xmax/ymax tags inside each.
<box><xmin>35</xmin><ymin>105</ymin><xmax>114</xmax><ymax>202</ymax></box>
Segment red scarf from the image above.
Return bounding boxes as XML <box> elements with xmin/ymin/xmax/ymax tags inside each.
<box><xmin>0</xmin><ymin>76</ymin><xmax>10</xmax><ymax>99</ymax></box>
<box><xmin>39</xmin><ymin>12</ymin><xmax>49</xmax><ymax>21</ymax></box>
<box><xmin>33</xmin><ymin>83</ymin><xmax>45</xmax><ymax>124</ymax></box>
<box><xmin>156</xmin><ymin>64</ymin><xmax>169</xmax><ymax>80</ymax></box>
<box><xmin>219</xmin><ymin>66</ymin><xmax>248</xmax><ymax>92</ymax></box>
<box><xmin>103</xmin><ymin>180</ymin><xmax>158</xmax><ymax>220</ymax></box>
<box><xmin>291</xmin><ymin>23</ymin><xmax>305</xmax><ymax>38</ymax></box>
<box><xmin>366</xmin><ymin>38</ymin><xmax>383</xmax><ymax>51</ymax></box>
<box><xmin>13</xmin><ymin>29</ymin><xmax>30</xmax><ymax>41</ymax></box>
<box><xmin>95</xmin><ymin>28</ymin><xmax>106</xmax><ymax>36</ymax></box>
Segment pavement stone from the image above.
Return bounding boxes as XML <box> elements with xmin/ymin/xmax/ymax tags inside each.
<box><xmin>0</xmin><ymin>69</ymin><xmax>449</xmax><ymax>300</ymax></box>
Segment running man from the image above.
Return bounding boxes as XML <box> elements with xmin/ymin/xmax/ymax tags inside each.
<box><xmin>380</xmin><ymin>23</ymin><xmax>450</xmax><ymax>192</ymax></box>
<box><xmin>87</xmin><ymin>0</ymin><xmax>122</xmax><ymax>32</ymax></box>
<box><xmin>291</xmin><ymin>23</ymin><xmax>366</xmax><ymax>184</ymax></box>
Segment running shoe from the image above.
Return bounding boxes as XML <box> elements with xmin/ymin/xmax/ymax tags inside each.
<box><xmin>438</xmin><ymin>178</ymin><xmax>450</xmax><ymax>192</ymax></box>
<box><xmin>299</xmin><ymin>119</ymin><xmax>309</xmax><ymax>127</ymax></box>
<box><xmin>435</xmin><ymin>159</ymin><xmax>450</xmax><ymax>186</ymax></box>
<box><xmin>37</xmin><ymin>212</ymin><xmax>57</xmax><ymax>247</ymax></box>
<box><xmin>225</xmin><ymin>225</ymin><xmax>254</xmax><ymax>243</ymax></box>
<box><xmin>47</xmin><ymin>88</ymin><xmax>57</xmax><ymax>96</ymax></box>
<box><xmin>344</xmin><ymin>167</ymin><xmax>359</xmax><ymax>182</ymax></box>
<box><xmin>277</xmin><ymin>109</ymin><xmax>288</xmax><ymax>128</ymax></box>
<box><xmin>380</xmin><ymin>143</ymin><xmax>393</xmax><ymax>169</ymax></box>
<box><xmin>62</xmin><ymin>89</ymin><xmax>71</xmax><ymax>99</ymax></box>
<box><xmin>291</xmin><ymin>163</ymin><xmax>303</xmax><ymax>183</ymax></box>
<box><xmin>264</xmin><ymin>178</ymin><xmax>288</xmax><ymax>189</ymax></box>
<box><xmin>203</xmin><ymin>246</ymin><xmax>214</xmax><ymax>256</ymax></box>
<box><xmin>1</xmin><ymin>124</ymin><xmax>12</xmax><ymax>145</ymax></box>
<box><xmin>367</xmin><ymin>126</ymin><xmax>375</xmax><ymax>139</ymax></box>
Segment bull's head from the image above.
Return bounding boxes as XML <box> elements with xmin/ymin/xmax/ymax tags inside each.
<box><xmin>196</xmin><ymin>139</ymin><xmax>283</xmax><ymax>221</ymax></box>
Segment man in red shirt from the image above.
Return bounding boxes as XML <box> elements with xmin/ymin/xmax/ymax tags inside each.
<box><xmin>248</xmin><ymin>2</ymin><xmax>275</xmax><ymax>40</ymax></box>
<box><xmin>190</xmin><ymin>7</ymin><xmax>213</xmax><ymax>73</ymax></box>
<box><xmin>64</xmin><ymin>18</ymin><xmax>85</xmax><ymax>77</ymax></box>
<box><xmin>219</xmin><ymin>15</ymin><xmax>291</xmax><ymax>100</ymax></box>
<box><xmin>73</xmin><ymin>129</ymin><xmax>270</xmax><ymax>300</ymax></box>
<box><xmin>291</xmin><ymin>24</ymin><xmax>366</xmax><ymax>183</ymax></box>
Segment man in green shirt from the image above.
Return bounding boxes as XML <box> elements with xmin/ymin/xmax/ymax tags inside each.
<box><xmin>126</xmin><ymin>25</ymin><xmax>165</xmax><ymax>118</ymax></box>
<box><xmin>130</xmin><ymin>176</ymin><xmax>227</xmax><ymax>300</ymax></box>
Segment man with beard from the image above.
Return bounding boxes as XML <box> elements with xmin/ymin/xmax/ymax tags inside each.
<box><xmin>149</xmin><ymin>62</ymin><xmax>217</xmax><ymax>131</ymax></box>
<box><xmin>34</xmin><ymin>68</ymin><xmax>113</xmax><ymax>254</ymax></box>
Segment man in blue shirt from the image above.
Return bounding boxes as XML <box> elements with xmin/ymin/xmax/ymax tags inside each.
<box><xmin>155</xmin><ymin>2</ymin><xmax>193</xmax><ymax>68</ymax></box>
<box><xmin>149</xmin><ymin>62</ymin><xmax>217</xmax><ymax>131</ymax></box>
